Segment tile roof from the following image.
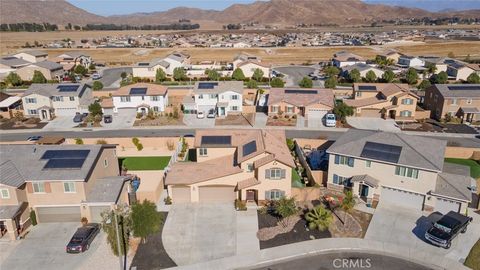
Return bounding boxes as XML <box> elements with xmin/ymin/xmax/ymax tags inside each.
<box><xmin>346</xmin><ymin>83</ymin><xmax>417</xmax><ymax>108</ymax></box>
<box><xmin>113</xmin><ymin>83</ymin><xmax>168</xmax><ymax>96</ymax></box>
<box><xmin>31</xmin><ymin>61</ymin><xmax>63</xmax><ymax>71</ymax></box>
<box><xmin>327</xmin><ymin>129</ymin><xmax>446</xmax><ymax>172</ymax></box>
<box><xmin>342</xmin><ymin>63</ymin><xmax>381</xmax><ymax>72</ymax></box>
<box><xmin>434</xmin><ymin>173</ymin><xmax>472</xmax><ymax>201</ymax></box>
<box><xmin>351</xmin><ymin>174</ymin><xmax>379</xmax><ymax>188</ymax></box>
<box><xmin>236</xmin><ymin>177</ymin><xmax>261</xmax><ymax>190</ymax></box>
<box><xmin>430</xmin><ymin>84</ymin><xmax>480</xmax><ymax>98</ymax></box>
<box><xmin>333</xmin><ymin>51</ymin><xmax>364</xmax><ymax>62</ymax></box>
<box><xmin>267</xmin><ymin>88</ymin><xmax>334</xmax><ymax>108</ymax></box>
<box><xmin>85</xmin><ymin>176</ymin><xmax>131</xmax><ymax>203</ymax></box>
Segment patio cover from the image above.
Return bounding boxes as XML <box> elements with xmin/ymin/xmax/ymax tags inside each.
<box><xmin>460</xmin><ymin>107</ymin><xmax>480</xmax><ymax>114</ymax></box>
<box><xmin>0</xmin><ymin>96</ymin><xmax>20</xmax><ymax>108</ymax></box>
<box><xmin>351</xmin><ymin>174</ymin><xmax>379</xmax><ymax>188</ymax></box>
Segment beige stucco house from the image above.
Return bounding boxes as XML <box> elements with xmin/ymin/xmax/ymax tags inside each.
<box><xmin>165</xmin><ymin>130</ymin><xmax>295</xmax><ymax>204</ymax></box>
<box><xmin>15</xmin><ymin>61</ymin><xmax>64</xmax><ymax>81</ymax></box>
<box><xmin>0</xmin><ymin>144</ymin><xmax>132</xmax><ymax>241</ymax></box>
<box><xmin>326</xmin><ymin>130</ymin><xmax>472</xmax><ymax>214</ymax></box>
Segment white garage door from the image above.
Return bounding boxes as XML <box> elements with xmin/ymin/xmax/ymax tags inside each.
<box><xmin>55</xmin><ymin>108</ymin><xmax>77</xmax><ymax>116</ymax></box>
<box><xmin>380</xmin><ymin>187</ymin><xmax>425</xmax><ymax>210</ymax></box>
<box><xmin>307</xmin><ymin>109</ymin><xmax>328</xmax><ymax>127</ymax></box>
<box><xmin>172</xmin><ymin>186</ymin><xmax>191</xmax><ymax>203</ymax></box>
<box><xmin>36</xmin><ymin>206</ymin><xmax>81</xmax><ymax>223</ymax></box>
<box><xmin>199</xmin><ymin>186</ymin><xmax>236</xmax><ymax>203</ymax></box>
<box><xmin>435</xmin><ymin>198</ymin><xmax>461</xmax><ymax>214</ymax></box>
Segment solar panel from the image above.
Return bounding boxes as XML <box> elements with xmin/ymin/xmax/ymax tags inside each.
<box><xmin>41</xmin><ymin>150</ymin><xmax>90</xmax><ymax>160</ymax></box>
<box><xmin>242</xmin><ymin>141</ymin><xmax>257</xmax><ymax>157</ymax></box>
<box><xmin>2</xmin><ymin>56</ymin><xmax>17</xmax><ymax>60</ymax></box>
<box><xmin>358</xmin><ymin>85</ymin><xmax>377</xmax><ymax>91</ymax></box>
<box><xmin>284</xmin><ymin>89</ymin><xmax>318</xmax><ymax>94</ymax></box>
<box><xmin>198</xmin><ymin>82</ymin><xmax>218</xmax><ymax>89</ymax></box>
<box><xmin>138</xmin><ymin>63</ymin><xmax>150</xmax><ymax>66</ymax></box>
<box><xmin>129</xmin><ymin>88</ymin><xmax>148</xmax><ymax>95</ymax></box>
<box><xmin>447</xmin><ymin>85</ymin><xmax>480</xmax><ymax>91</ymax></box>
<box><xmin>201</xmin><ymin>136</ymin><xmax>231</xmax><ymax>146</ymax></box>
<box><xmin>57</xmin><ymin>85</ymin><xmax>80</xmax><ymax>92</ymax></box>
<box><xmin>360</xmin><ymin>142</ymin><xmax>402</xmax><ymax>164</ymax></box>
<box><xmin>43</xmin><ymin>158</ymin><xmax>85</xmax><ymax>169</ymax></box>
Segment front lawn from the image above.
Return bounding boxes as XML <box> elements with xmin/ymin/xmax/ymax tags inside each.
<box><xmin>120</xmin><ymin>156</ymin><xmax>171</xmax><ymax>170</ymax></box>
<box><xmin>444</xmin><ymin>158</ymin><xmax>480</xmax><ymax>178</ymax></box>
<box><xmin>465</xmin><ymin>239</ymin><xmax>480</xmax><ymax>270</ymax></box>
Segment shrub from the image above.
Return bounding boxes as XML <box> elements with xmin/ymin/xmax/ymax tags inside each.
<box><xmin>75</xmin><ymin>138</ymin><xmax>84</xmax><ymax>145</ymax></box>
<box><xmin>286</xmin><ymin>138</ymin><xmax>295</xmax><ymax>151</ymax></box>
<box><xmin>96</xmin><ymin>139</ymin><xmax>107</xmax><ymax>144</ymax></box>
<box><xmin>273</xmin><ymin>115</ymin><xmax>278</xmax><ymax>119</ymax></box>
<box><xmin>92</xmin><ymin>81</ymin><xmax>103</xmax><ymax>91</ymax></box>
<box><xmin>305</xmin><ymin>205</ymin><xmax>333</xmax><ymax>231</ymax></box>
<box><xmin>173</xmin><ymin>107</ymin><xmax>179</xmax><ymax>119</ymax></box>
<box><xmin>30</xmin><ymin>209</ymin><xmax>37</xmax><ymax>226</ymax></box>
<box><xmin>235</xmin><ymin>199</ymin><xmax>247</xmax><ymax>211</ymax></box>
<box><xmin>166</xmin><ymin>140</ymin><xmax>175</xmax><ymax>151</ymax></box>
<box><xmin>164</xmin><ymin>196</ymin><xmax>172</xmax><ymax>205</ymax></box>
<box><xmin>136</xmin><ymin>143</ymin><xmax>143</xmax><ymax>151</ymax></box>
<box><xmin>94</xmin><ymin>114</ymin><xmax>102</xmax><ymax>122</ymax></box>
<box><xmin>168</xmin><ymin>112</ymin><xmax>173</xmax><ymax>118</ymax></box>
<box><xmin>81</xmin><ymin>217</ymin><xmax>88</xmax><ymax>226</ymax></box>
<box><xmin>292</xmin><ymin>115</ymin><xmax>297</xmax><ymax>119</ymax></box>
<box><xmin>136</xmin><ymin>112</ymin><xmax>143</xmax><ymax>119</ymax></box>
<box><xmin>132</xmin><ymin>137</ymin><xmax>140</xmax><ymax>146</ymax></box>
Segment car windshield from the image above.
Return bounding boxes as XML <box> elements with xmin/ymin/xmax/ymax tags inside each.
<box><xmin>433</xmin><ymin>222</ymin><xmax>452</xmax><ymax>233</ymax></box>
<box><xmin>327</xmin><ymin>115</ymin><xmax>335</xmax><ymax>120</ymax></box>
<box><xmin>70</xmin><ymin>237</ymin><xmax>83</xmax><ymax>243</ymax></box>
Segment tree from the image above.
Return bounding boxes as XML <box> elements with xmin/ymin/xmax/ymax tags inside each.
<box><xmin>173</xmin><ymin>67</ymin><xmax>186</xmax><ymax>81</ymax></box>
<box><xmin>418</xmin><ymin>80</ymin><xmax>431</xmax><ymax>90</ymax></box>
<box><xmin>31</xmin><ymin>70</ymin><xmax>47</xmax><ymax>83</ymax></box>
<box><xmin>430</xmin><ymin>71</ymin><xmax>448</xmax><ymax>84</ymax></box>
<box><xmin>74</xmin><ymin>138</ymin><xmax>84</xmax><ymax>144</ymax></box>
<box><xmin>425</xmin><ymin>63</ymin><xmax>437</xmax><ymax>75</ymax></box>
<box><xmin>365</xmin><ymin>70</ymin><xmax>377</xmax><ymax>83</ymax></box>
<box><xmin>74</xmin><ymin>65</ymin><xmax>87</xmax><ymax>76</ymax></box>
<box><xmin>305</xmin><ymin>205</ymin><xmax>333</xmax><ymax>231</ymax></box>
<box><xmin>155</xmin><ymin>68</ymin><xmax>166</xmax><ymax>82</ymax></box>
<box><xmin>348</xmin><ymin>69</ymin><xmax>361</xmax><ymax>83</ymax></box>
<box><xmin>275</xmin><ymin>197</ymin><xmax>298</xmax><ymax>227</ymax></box>
<box><xmin>382</xmin><ymin>69</ymin><xmax>395</xmax><ymax>83</ymax></box>
<box><xmin>246</xmin><ymin>79</ymin><xmax>258</xmax><ymax>89</ymax></box>
<box><xmin>467</xmin><ymin>73</ymin><xmax>480</xmax><ymax>84</ymax></box>
<box><xmin>252</xmin><ymin>68</ymin><xmax>264</xmax><ymax>81</ymax></box>
<box><xmin>88</xmin><ymin>63</ymin><xmax>96</xmax><ymax>71</ymax></box>
<box><xmin>333</xmin><ymin>102</ymin><xmax>354</xmax><ymax>123</ymax></box>
<box><xmin>131</xmin><ymin>200</ymin><xmax>163</xmax><ymax>243</ymax></box>
<box><xmin>232</xmin><ymin>68</ymin><xmax>245</xmax><ymax>81</ymax></box>
<box><xmin>120</xmin><ymin>71</ymin><xmax>127</xmax><ymax>80</ymax></box>
<box><xmin>299</xmin><ymin>76</ymin><xmax>313</xmax><ymax>88</ymax></box>
<box><xmin>92</xmin><ymin>81</ymin><xmax>104</xmax><ymax>91</ymax></box>
<box><xmin>207</xmin><ymin>69</ymin><xmax>220</xmax><ymax>81</ymax></box>
<box><xmin>324</xmin><ymin>76</ymin><xmax>337</xmax><ymax>89</ymax></box>
<box><xmin>88</xmin><ymin>102</ymin><xmax>102</xmax><ymax>117</ymax></box>
<box><xmin>270</xmin><ymin>77</ymin><xmax>285</xmax><ymax>88</ymax></box>
<box><xmin>324</xmin><ymin>66</ymin><xmax>340</xmax><ymax>77</ymax></box>
<box><xmin>340</xmin><ymin>190</ymin><xmax>355</xmax><ymax>226</ymax></box>
<box><xmin>101</xmin><ymin>205</ymin><xmax>131</xmax><ymax>257</ymax></box>
<box><xmin>405</xmin><ymin>68</ymin><xmax>418</xmax><ymax>85</ymax></box>
<box><xmin>6</xmin><ymin>72</ymin><xmax>22</xmax><ymax>86</ymax></box>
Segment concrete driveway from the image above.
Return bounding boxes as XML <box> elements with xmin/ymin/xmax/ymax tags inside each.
<box><xmin>162</xmin><ymin>203</ymin><xmax>236</xmax><ymax>265</ymax></box>
<box><xmin>347</xmin><ymin>117</ymin><xmax>400</xmax><ymax>132</ymax></box>
<box><xmin>103</xmin><ymin>108</ymin><xmax>136</xmax><ymax>129</ymax></box>
<box><xmin>365</xmin><ymin>204</ymin><xmax>480</xmax><ymax>262</ymax></box>
<box><xmin>182</xmin><ymin>114</ymin><xmax>215</xmax><ymax>127</ymax></box>
<box><xmin>43</xmin><ymin>116</ymin><xmax>78</xmax><ymax>130</ymax></box>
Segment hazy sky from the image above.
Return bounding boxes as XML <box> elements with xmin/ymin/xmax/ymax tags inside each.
<box><xmin>67</xmin><ymin>0</ymin><xmax>480</xmax><ymax>16</ymax></box>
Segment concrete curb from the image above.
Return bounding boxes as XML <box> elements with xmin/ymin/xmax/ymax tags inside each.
<box><xmin>166</xmin><ymin>238</ymin><xmax>469</xmax><ymax>270</ymax></box>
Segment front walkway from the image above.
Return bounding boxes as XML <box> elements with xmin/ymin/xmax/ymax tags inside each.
<box><xmin>236</xmin><ymin>205</ymin><xmax>260</xmax><ymax>254</ymax></box>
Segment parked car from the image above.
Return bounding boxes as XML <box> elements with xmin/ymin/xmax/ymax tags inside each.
<box><xmin>325</xmin><ymin>113</ymin><xmax>336</xmax><ymax>127</ymax></box>
<box><xmin>207</xmin><ymin>109</ymin><xmax>216</xmax><ymax>118</ymax></box>
<box><xmin>197</xmin><ymin>111</ymin><xmax>205</xmax><ymax>119</ymax></box>
<box><xmin>27</xmin><ymin>135</ymin><xmax>42</xmax><ymax>142</ymax></box>
<box><xmin>92</xmin><ymin>73</ymin><xmax>102</xmax><ymax>80</ymax></box>
<box><xmin>425</xmin><ymin>211</ymin><xmax>473</xmax><ymax>249</ymax></box>
<box><xmin>103</xmin><ymin>115</ymin><xmax>112</xmax><ymax>123</ymax></box>
<box><xmin>73</xmin><ymin>112</ymin><xmax>88</xmax><ymax>123</ymax></box>
<box><xmin>66</xmin><ymin>223</ymin><xmax>100</xmax><ymax>253</ymax></box>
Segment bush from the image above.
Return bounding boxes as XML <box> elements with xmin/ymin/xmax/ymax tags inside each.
<box><xmin>96</xmin><ymin>139</ymin><xmax>107</xmax><ymax>144</ymax></box>
<box><xmin>286</xmin><ymin>138</ymin><xmax>295</xmax><ymax>151</ymax></box>
<box><xmin>166</xmin><ymin>140</ymin><xmax>175</xmax><ymax>151</ymax></box>
<box><xmin>273</xmin><ymin>115</ymin><xmax>278</xmax><ymax>119</ymax></box>
<box><xmin>164</xmin><ymin>196</ymin><xmax>172</xmax><ymax>205</ymax></box>
<box><xmin>235</xmin><ymin>199</ymin><xmax>247</xmax><ymax>211</ymax></box>
<box><xmin>173</xmin><ymin>107</ymin><xmax>179</xmax><ymax>119</ymax></box>
<box><xmin>92</xmin><ymin>81</ymin><xmax>104</xmax><ymax>91</ymax></box>
<box><xmin>75</xmin><ymin>138</ymin><xmax>84</xmax><ymax>144</ymax></box>
<box><xmin>136</xmin><ymin>143</ymin><xmax>143</xmax><ymax>151</ymax></box>
<box><xmin>305</xmin><ymin>205</ymin><xmax>333</xmax><ymax>231</ymax></box>
<box><xmin>94</xmin><ymin>114</ymin><xmax>102</xmax><ymax>122</ymax></box>
<box><xmin>132</xmin><ymin>137</ymin><xmax>140</xmax><ymax>146</ymax></box>
<box><xmin>30</xmin><ymin>209</ymin><xmax>37</xmax><ymax>226</ymax></box>
<box><xmin>136</xmin><ymin>112</ymin><xmax>143</xmax><ymax>119</ymax></box>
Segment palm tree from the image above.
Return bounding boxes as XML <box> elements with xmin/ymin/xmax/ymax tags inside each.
<box><xmin>340</xmin><ymin>190</ymin><xmax>355</xmax><ymax>226</ymax></box>
<box><xmin>305</xmin><ymin>205</ymin><xmax>333</xmax><ymax>231</ymax></box>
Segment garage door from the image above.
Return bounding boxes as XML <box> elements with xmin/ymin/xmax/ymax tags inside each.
<box><xmin>89</xmin><ymin>206</ymin><xmax>112</xmax><ymax>223</ymax></box>
<box><xmin>199</xmin><ymin>186</ymin><xmax>236</xmax><ymax>203</ymax></box>
<box><xmin>172</xmin><ymin>186</ymin><xmax>191</xmax><ymax>203</ymax></box>
<box><xmin>361</xmin><ymin>109</ymin><xmax>381</xmax><ymax>117</ymax></box>
<box><xmin>307</xmin><ymin>109</ymin><xmax>328</xmax><ymax>127</ymax></box>
<box><xmin>36</xmin><ymin>206</ymin><xmax>81</xmax><ymax>223</ymax></box>
<box><xmin>380</xmin><ymin>187</ymin><xmax>425</xmax><ymax>210</ymax></box>
<box><xmin>435</xmin><ymin>198</ymin><xmax>461</xmax><ymax>214</ymax></box>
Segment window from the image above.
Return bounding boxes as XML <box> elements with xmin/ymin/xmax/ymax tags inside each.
<box><xmin>467</xmin><ymin>99</ymin><xmax>473</xmax><ymax>105</ymax></box>
<box><xmin>198</xmin><ymin>94</ymin><xmax>203</xmax><ymax>99</ymax></box>
<box><xmin>395</xmin><ymin>166</ymin><xmax>419</xmax><ymax>179</ymax></box>
<box><xmin>271</xmin><ymin>106</ymin><xmax>278</xmax><ymax>113</ymax></box>
<box><xmin>400</xmin><ymin>110</ymin><xmax>412</xmax><ymax>117</ymax></box>
<box><xmin>401</xmin><ymin>98</ymin><xmax>413</xmax><ymax>105</ymax></box>
<box><xmin>25</xmin><ymin>98</ymin><xmax>37</xmax><ymax>104</ymax></box>
<box><xmin>210</xmin><ymin>94</ymin><xmax>217</xmax><ymax>99</ymax></box>
<box><xmin>141</xmin><ymin>96</ymin><xmax>145</xmax><ymax>101</ymax></box>
<box><xmin>28</xmin><ymin>109</ymin><xmax>38</xmax><ymax>115</ymax></box>
<box><xmin>366</xmin><ymin>160</ymin><xmax>371</xmax><ymax>168</ymax></box>
<box><xmin>33</xmin><ymin>182</ymin><xmax>45</xmax><ymax>193</ymax></box>
<box><xmin>231</xmin><ymin>95</ymin><xmax>239</xmax><ymax>100</ymax></box>
<box><xmin>153</xmin><ymin>106</ymin><xmax>159</xmax><ymax>112</ymax></box>
<box><xmin>231</xmin><ymin>106</ymin><xmax>239</xmax><ymax>111</ymax></box>
<box><xmin>332</xmin><ymin>174</ymin><xmax>351</xmax><ymax>186</ymax></box>
<box><xmin>63</xmin><ymin>182</ymin><xmax>76</xmax><ymax>193</ymax></box>
<box><xmin>0</xmin><ymin>189</ymin><xmax>9</xmax><ymax>199</ymax></box>
<box><xmin>267</xmin><ymin>168</ymin><xmax>285</xmax><ymax>180</ymax></box>
<box><xmin>356</xmin><ymin>92</ymin><xmax>362</xmax><ymax>97</ymax></box>
<box><xmin>104</xmin><ymin>159</ymin><xmax>108</xmax><ymax>167</ymax></box>
<box><xmin>334</xmin><ymin>155</ymin><xmax>354</xmax><ymax>167</ymax></box>
<box><xmin>451</xmin><ymin>98</ymin><xmax>457</xmax><ymax>105</ymax></box>
<box><xmin>69</xmin><ymin>96</ymin><xmax>75</xmax><ymax>101</ymax></box>
<box><xmin>199</xmin><ymin>148</ymin><xmax>207</xmax><ymax>156</ymax></box>
<box><xmin>120</xmin><ymin>96</ymin><xmax>131</xmax><ymax>102</ymax></box>
<box><xmin>267</xmin><ymin>189</ymin><xmax>284</xmax><ymax>200</ymax></box>
<box><xmin>246</xmin><ymin>164</ymin><xmax>253</xmax><ymax>172</ymax></box>
<box><xmin>151</xmin><ymin>96</ymin><xmax>159</xmax><ymax>101</ymax></box>
<box><xmin>53</xmin><ymin>96</ymin><xmax>64</xmax><ymax>102</ymax></box>
<box><xmin>286</xmin><ymin>106</ymin><xmax>294</xmax><ymax>113</ymax></box>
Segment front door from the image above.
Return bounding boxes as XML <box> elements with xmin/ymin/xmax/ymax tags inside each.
<box><xmin>140</xmin><ymin>108</ymin><xmax>147</xmax><ymax>115</ymax></box>
<box><xmin>41</xmin><ymin>110</ymin><xmax>48</xmax><ymax>120</ymax></box>
<box><xmin>360</xmin><ymin>184</ymin><xmax>369</xmax><ymax>197</ymax></box>
<box><xmin>219</xmin><ymin>107</ymin><xmax>225</xmax><ymax>116</ymax></box>
<box><xmin>246</xmin><ymin>190</ymin><xmax>256</xmax><ymax>201</ymax></box>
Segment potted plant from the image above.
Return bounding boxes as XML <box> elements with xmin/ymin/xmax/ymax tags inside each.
<box><xmin>81</xmin><ymin>217</ymin><xmax>88</xmax><ymax>226</ymax></box>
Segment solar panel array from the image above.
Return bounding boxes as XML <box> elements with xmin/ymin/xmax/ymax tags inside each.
<box><xmin>130</xmin><ymin>88</ymin><xmax>148</xmax><ymax>95</ymax></box>
<box><xmin>360</xmin><ymin>142</ymin><xmax>402</xmax><ymax>164</ymax></box>
<box><xmin>242</xmin><ymin>141</ymin><xmax>257</xmax><ymax>157</ymax></box>
<box><xmin>358</xmin><ymin>85</ymin><xmax>377</xmax><ymax>91</ymax></box>
<box><xmin>41</xmin><ymin>149</ymin><xmax>90</xmax><ymax>170</ymax></box>
<box><xmin>138</xmin><ymin>63</ymin><xmax>150</xmax><ymax>66</ymax></box>
<box><xmin>57</xmin><ymin>85</ymin><xmax>80</xmax><ymax>92</ymax></box>
<box><xmin>198</xmin><ymin>82</ymin><xmax>219</xmax><ymax>89</ymax></box>
<box><xmin>447</xmin><ymin>85</ymin><xmax>480</xmax><ymax>91</ymax></box>
<box><xmin>285</xmin><ymin>89</ymin><xmax>318</xmax><ymax>94</ymax></box>
<box><xmin>201</xmin><ymin>135</ymin><xmax>231</xmax><ymax>146</ymax></box>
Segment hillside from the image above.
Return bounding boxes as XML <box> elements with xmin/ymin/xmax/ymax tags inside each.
<box><xmin>1</xmin><ymin>0</ymin><xmax>479</xmax><ymax>26</ymax></box>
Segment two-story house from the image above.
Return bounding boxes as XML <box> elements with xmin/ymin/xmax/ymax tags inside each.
<box><xmin>165</xmin><ymin>130</ymin><xmax>295</xmax><ymax>204</ymax></box>
<box><xmin>326</xmin><ymin>130</ymin><xmax>472</xmax><ymax>214</ymax></box>
<box><xmin>446</xmin><ymin>61</ymin><xmax>478</xmax><ymax>81</ymax></box>
<box><xmin>344</xmin><ymin>83</ymin><xmax>419</xmax><ymax>121</ymax></box>
<box><xmin>22</xmin><ymin>83</ymin><xmax>94</xmax><ymax>120</ymax></box>
<box><xmin>332</xmin><ymin>51</ymin><xmax>366</xmax><ymax>68</ymax></box>
<box><xmin>53</xmin><ymin>52</ymin><xmax>92</xmax><ymax>70</ymax></box>
<box><xmin>182</xmin><ymin>81</ymin><xmax>243</xmax><ymax>117</ymax></box>
<box><xmin>111</xmin><ymin>83</ymin><xmax>169</xmax><ymax>114</ymax></box>
<box><xmin>0</xmin><ymin>144</ymin><xmax>132</xmax><ymax>240</ymax></box>
<box><xmin>424</xmin><ymin>84</ymin><xmax>480</xmax><ymax>123</ymax></box>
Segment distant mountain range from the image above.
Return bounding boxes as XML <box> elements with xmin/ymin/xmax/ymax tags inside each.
<box><xmin>1</xmin><ymin>0</ymin><xmax>479</xmax><ymax>26</ymax></box>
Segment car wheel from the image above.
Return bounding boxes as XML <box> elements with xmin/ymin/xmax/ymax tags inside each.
<box><xmin>445</xmin><ymin>242</ymin><xmax>451</xmax><ymax>249</ymax></box>
<box><xmin>461</xmin><ymin>227</ymin><xmax>467</xmax><ymax>233</ymax></box>
<box><xmin>86</xmin><ymin>244</ymin><xmax>90</xmax><ymax>250</ymax></box>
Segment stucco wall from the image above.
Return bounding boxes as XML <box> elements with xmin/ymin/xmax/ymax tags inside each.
<box><xmin>131</xmin><ymin>170</ymin><xmax>164</xmax><ymax>204</ymax></box>
<box><xmin>196</xmin><ymin>147</ymin><xmax>236</xmax><ymax>162</ymax></box>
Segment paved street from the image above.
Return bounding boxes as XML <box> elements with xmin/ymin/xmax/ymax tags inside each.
<box><xmin>273</xmin><ymin>66</ymin><xmax>323</xmax><ymax>87</ymax></box>
<box><xmin>347</xmin><ymin>117</ymin><xmax>401</xmax><ymax>132</ymax></box>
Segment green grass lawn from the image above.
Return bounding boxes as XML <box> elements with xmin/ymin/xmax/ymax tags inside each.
<box><xmin>291</xmin><ymin>169</ymin><xmax>305</xmax><ymax>187</ymax></box>
<box><xmin>444</xmin><ymin>158</ymin><xmax>480</xmax><ymax>178</ymax></box>
<box><xmin>120</xmin><ymin>156</ymin><xmax>171</xmax><ymax>171</ymax></box>
<box><xmin>465</xmin><ymin>239</ymin><xmax>480</xmax><ymax>270</ymax></box>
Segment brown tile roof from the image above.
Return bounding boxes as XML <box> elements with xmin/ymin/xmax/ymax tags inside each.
<box><xmin>101</xmin><ymin>98</ymin><xmax>114</xmax><ymax>108</ymax></box>
<box><xmin>267</xmin><ymin>88</ymin><xmax>334</xmax><ymax>108</ymax></box>
<box><xmin>236</xmin><ymin>177</ymin><xmax>261</xmax><ymax>190</ymax></box>
<box><xmin>254</xmin><ymin>154</ymin><xmax>275</xmax><ymax>168</ymax></box>
<box><xmin>237</xmin><ymin>60</ymin><xmax>271</xmax><ymax>68</ymax></box>
<box><xmin>344</xmin><ymin>97</ymin><xmax>387</xmax><ymax>108</ymax></box>
<box><xmin>113</xmin><ymin>83</ymin><xmax>168</xmax><ymax>96</ymax></box>
<box><xmin>346</xmin><ymin>83</ymin><xmax>418</xmax><ymax>108</ymax></box>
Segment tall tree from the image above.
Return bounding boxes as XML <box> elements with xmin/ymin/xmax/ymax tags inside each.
<box><xmin>92</xmin><ymin>81</ymin><xmax>104</xmax><ymax>91</ymax></box>
<box><xmin>252</xmin><ymin>68</ymin><xmax>264</xmax><ymax>81</ymax></box>
<box><xmin>299</xmin><ymin>76</ymin><xmax>313</xmax><ymax>88</ymax></box>
<box><xmin>425</xmin><ymin>63</ymin><xmax>437</xmax><ymax>75</ymax></box>
<box><xmin>100</xmin><ymin>205</ymin><xmax>131</xmax><ymax>257</ymax></box>
<box><xmin>74</xmin><ymin>65</ymin><xmax>87</xmax><ymax>76</ymax></box>
<box><xmin>324</xmin><ymin>76</ymin><xmax>337</xmax><ymax>89</ymax></box>
<box><xmin>131</xmin><ymin>200</ymin><xmax>163</xmax><ymax>243</ymax></box>
<box><xmin>382</xmin><ymin>69</ymin><xmax>395</xmax><ymax>83</ymax></box>
<box><xmin>173</xmin><ymin>67</ymin><xmax>186</xmax><ymax>81</ymax></box>
<box><xmin>467</xmin><ymin>73</ymin><xmax>480</xmax><ymax>84</ymax></box>
<box><xmin>232</xmin><ymin>68</ymin><xmax>245</xmax><ymax>81</ymax></box>
<box><xmin>405</xmin><ymin>68</ymin><xmax>418</xmax><ymax>85</ymax></box>
<box><xmin>270</xmin><ymin>77</ymin><xmax>285</xmax><ymax>88</ymax></box>
<box><xmin>365</xmin><ymin>70</ymin><xmax>377</xmax><ymax>83</ymax></box>
<box><xmin>88</xmin><ymin>102</ymin><xmax>102</xmax><ymax>117</ymax></box>
<box><xmin>417</xmin><ymin>80</ymin><xmax>431</xmax><ymax>90</ymax></box>
<box><xmin>333</xmin><ymin>102</ymin><xmax>354</xmax><ymax>123</ymax></box>
<box><xmin>348</xmin><ymin>69</ymin><xmax>361</xmax><ymax>83</ymax></box>
<box><xmin>6</xmin><ymin>72</ymin><xmax>22</xmax><ymax>86</ymax></box>
<box><xmin>31</xmin><ymin>70</ymin><xmax>47</xmax><ymax>83</ymax></box>
<box><xmin>207</xmin><ymin>69</ymin><xmax>220</xmax><ymax>81</ymax></box>
<box><xmin>324</xmin><ymin>66</ymin><xmax>340</xmax><ymax>77</ymax></box>
<box><xmin>155</xmin><ymin>68</ymin><xmax>166</xmax><ymax>82</ymax></box>
<box><xmin>430</xmin><ymin>71</ymin><xmax>448</xmax><ymax>84</ymax></box>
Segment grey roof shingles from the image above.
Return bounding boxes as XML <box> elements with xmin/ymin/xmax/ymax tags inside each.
<box><xmin>193</xmin><ymin>81</ymin><xmax>243</xmax><ymax>95</ymax></box>
<box><xmin>434</xmin><ymin>172</ymin><xmax>472</xmax><ymax>201</ymax></box>
<box><xmin>326</xmin><ymin>130</ymin><xmax>446</xmax><ymax>172</ymax></box>
<box><xmin>0</xmin><ymin>160</ymin><xmax>26</xmax><ymax>188</ymax></box>
<box><xmin>32</xmin><ymin>61</ymin><xmax>63</xmax><ymax>71</ymax></box>
<box><xmin>85</xmin><ymin>176</ymin><xmax>131</xmax><ymax>203</ymax></box>
<box><xmin>0</xmin><ymin>57</ymin><xmax>31</xmax><ymax>68</ymax></box>
<box><xmin>431</xmin><ymin>84</ymin><xmax>480</xmax><ymax>98</ymax></box>
<box><xmin>23</xmin><ymin>83</ymin><xmax>91</xmax><ymax>98</ymax></box>
<box><xmin>0</xmin><ymin>202</ymin><xmax>28</xmax><ymax>220</ymax></box>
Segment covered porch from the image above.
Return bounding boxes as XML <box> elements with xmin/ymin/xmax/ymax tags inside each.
<box><xmin>37</xmin><ymin>106</ymin><xmax>54</xmax><ymax>121</ymax></box>
<box><xmin>0</xmin><ymin>202</ymin><xmax>29</xmax><ymax>241</ymax></box>
<box><xmin>457</xmin><ymin>107</ymin><xmax>480</xmax><ymax>124</ymax></box>
<box><xmin>236</xmin><ymin>177</ymin><xmax>261</xmax><ymax>204</ymax></box>
<box><xmin>351</xmin><ymin>174</ymin><xmax>379</xmax><ymax>206</ymax></box>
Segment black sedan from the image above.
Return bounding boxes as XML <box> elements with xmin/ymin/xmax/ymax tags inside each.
<box><xmin>66</xmin><ymin>223</ymin><xmax>100</xmax><ymax>253</ymax></box>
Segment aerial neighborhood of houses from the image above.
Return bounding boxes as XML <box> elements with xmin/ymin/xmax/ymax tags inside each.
<box><xmin>1</xmin><ymin>40</ymin><xmax>480</xmax><ymax>270</ymax></box>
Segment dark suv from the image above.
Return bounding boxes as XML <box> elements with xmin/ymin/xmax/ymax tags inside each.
<box><xmin>66</xmin><ymin>223</ymin><xmax>100</xmax><ymax>253</ymax></box>
<box><xmin>425</xmin><ymin>211</ymin><xmax>473</xmax><ymax>249</ymax></box>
